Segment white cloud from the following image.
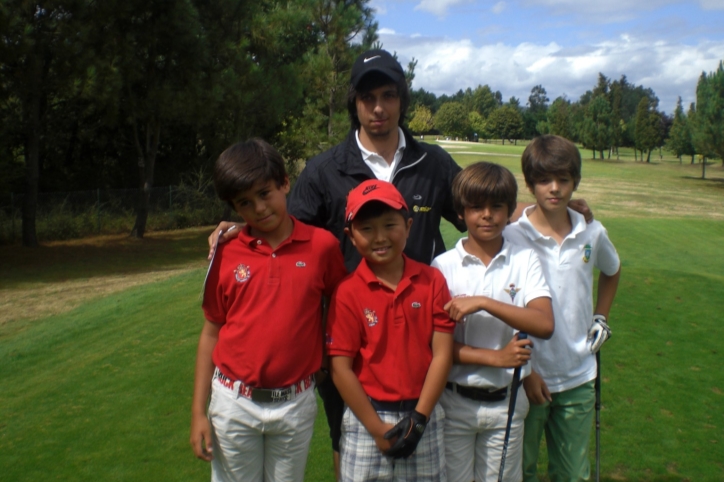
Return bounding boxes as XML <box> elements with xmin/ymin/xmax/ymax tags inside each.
<box><xmin>378</xmin><ymin>27</ymin><xmax>397</xmax><ymax>35</ymax></box>
<box><xmin>414</xmin><ymin>0</ymin><xmax>475</xmax><ymax>17</ymax></box>
<box><xmin>380</xmin><ymin>31</ymin><xmax>724</xmax><ymax>112</ymax></box>
<box><xmin>492</xmin><ymin>1</ymin><xmax>507</xmax><ymax>14</ymax></box>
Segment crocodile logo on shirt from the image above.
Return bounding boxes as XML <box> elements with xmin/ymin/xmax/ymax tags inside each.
<box><xmin>234</xmin><ymin>264</ymin><xmax>251</xmax><ymax>283</ymax></box>
<box><xmin>364</xmin><ymin>308</ymin><xmax>378</xmax><ymax>327</ymax></box>
<box><xmin>504</xmin><ymin>283</ymin><xmax>519</xmax><ymax>302</ymax></box>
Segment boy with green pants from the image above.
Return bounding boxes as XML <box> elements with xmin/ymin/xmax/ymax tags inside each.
<box><xmin>505</xmin><ymin>135</ymin><xmax>621</xmax><ymax>482</ymax></box>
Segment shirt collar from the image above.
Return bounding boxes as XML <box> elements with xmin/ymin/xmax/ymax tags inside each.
<box><xmin>355</xmin><ymin>127</ymin><xmax>406</xmax><ymax>162</ymax></box>
<box><xmin>236</xmin><ymin>215</ymin><xmax>311</xmax><ymax>248</ymax></box>
<box><xmin>354</xmin><ymin>253</ymin><xmax>420</xmax><ymax>290</ymax></box>
<box><xmin>454</xmin><ymin>237</ymin><xmax>510</xmax><ymax>266</ymax></box>
<box><xmin>518</xmin><ymin>206</ymin><xmax>587</xmax><ymax>241</ymax></box>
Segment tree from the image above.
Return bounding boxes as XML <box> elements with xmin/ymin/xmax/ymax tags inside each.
<box><xmin>692</xmin><ymin>62</ymin><xmax>724</xmax><ymax>166</ymax></box>
<box><xmin>547</xmin><ymin>97</ymin><xmax>572</xmax><ymax>140</ymax></box>
<box><xmin>434</xmin><ymin>102</ymin><xmax>468</xmax><ymax>138</ymax></box>
<box><xmin>408</xmin><ymin>104</ymin><xmax>434</xmax><ymax>134</ymax></box>
<box><xmin>686</xmin><ymin>103</ymin><xmax>699</xmax><ymax>164</ymax></box>
<box><xmin>467</xmin><ymin>111</ymin><xmax>489</xmax><ymax>140</ymax></box>
<box><xmin>581</xmin><ymin>95</ymin><xmax>612</xmax><ymax>159</ymax></box>
<box><xmin>524</xmin><ymin>84</ymin><xmax>549</xmax><ymax>138</ymax></box>
<box><xmin>0</xmin><ymin>1</ymin><xmax>95</xmax><ymax>246</ymax></box>
<box><xmin>470</xmin><ymin>84</ymin><xmax>502</xmax><ymax>118</ymax></box>
<box><xmin>487</xmin><ymin>106</ymin><xmax>523</xmax><ymax>144</ymax></box>
<box><xmin>634</xmin><ymin>97</ymin><xmax>660</xmax><ymax>163</ymax></box>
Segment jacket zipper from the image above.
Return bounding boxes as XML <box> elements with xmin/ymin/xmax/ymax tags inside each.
<box><xmin>390</xmin><ymin>152</ymin><xmax>427</xmax><ymax>183</ymax></box>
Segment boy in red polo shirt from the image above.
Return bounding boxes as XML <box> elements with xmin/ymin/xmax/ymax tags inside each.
<box><xmin>327</xmin><ymin>179</ymin><xmax>455</xmax><ymax>481</ymax></box>
<box><xmin>190</xmin><ymin>139</ymin><xmax>347</xmax><ymax>482</ymax></box>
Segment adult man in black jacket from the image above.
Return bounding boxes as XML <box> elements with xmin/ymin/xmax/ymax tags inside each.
<box><xmin>289</xmin><ymin>49</ymin><xmax>466</xmax><ymax>271</ymax></box>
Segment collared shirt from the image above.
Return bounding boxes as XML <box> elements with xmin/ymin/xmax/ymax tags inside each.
<box><xmin>504</xmin><ymin>208</ymin><xmax>620</xmax><ymax>393</ymax></box>
<box><xmin>355</xmin><ymin>127</ymin><xmax>406</xmax><ymax>182</ymax></box>
<box><xmin>432</xmin><ymin>238</ymin><xmax>550</xmax><ymax>390</ymax></box>
<box><xmin>203</xmin><ymin>217</ymin><xmax>347</xmax><ymax>388</ymax></box>
<box><xmin>327</xmin><ymin>255</ymin><xmax>455</xmax><ymax>401</ymax></box>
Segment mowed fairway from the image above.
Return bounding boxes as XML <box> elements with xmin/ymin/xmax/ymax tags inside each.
<box><xmin>1</xmin><ymin>142</ymin><xmax>723</xmax><ymax>481</ymax></box>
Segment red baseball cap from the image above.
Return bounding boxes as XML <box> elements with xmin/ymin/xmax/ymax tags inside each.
<box><xmin>345</xmin><ymin>180</ymin><xmax>408</xmax><ymax>222</ymax></box>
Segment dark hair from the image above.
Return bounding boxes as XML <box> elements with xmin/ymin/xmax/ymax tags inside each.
<box><xmin>452</xmin><ymin>162</ymin><xmax>518</xmax><ymax>218</ymax></box>
<box><xmin>349</xmin><ymin>200</ymin><xmax>409</xmax><ymax>226</ymax></box>
<box><xmin>347</xmin><ymin>71</ymin><xmax>410</xmax><ymax>130</ymax></box>
<box><xmin>213</xmin><ymin>138</ymin><xmax>287</xmax><ymax>206</ymax></box>
<box><xmin>521</xmin><ymin>135</ymin><xmax>582</xmax><ymax>188</ymax></box>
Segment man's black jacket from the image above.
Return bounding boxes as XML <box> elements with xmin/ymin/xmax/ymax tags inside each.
<box><xmin>288</xmin><ymin>128</ymin><xmax>466</xmax><ymax>272</ymax></box>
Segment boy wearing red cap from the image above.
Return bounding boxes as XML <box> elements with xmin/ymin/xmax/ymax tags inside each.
<box><xmin>326</xmin><ymin>179</ymin><xmax>455</xmax><ymax>481</ymax></box>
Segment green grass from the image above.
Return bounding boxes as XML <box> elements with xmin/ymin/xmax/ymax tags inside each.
<box><xmin>2</xmin><ymin>143</ymin><xmax>724</xmax><ymax>481</ymax></box>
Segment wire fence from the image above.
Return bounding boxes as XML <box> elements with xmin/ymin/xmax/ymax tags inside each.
<box><xmin>0</xmin><ymin>185</ymin><xmax>227</xmax><ymax>244</ymax></box>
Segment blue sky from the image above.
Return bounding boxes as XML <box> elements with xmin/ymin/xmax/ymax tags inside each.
<box><xmin>372</xmin><ymin>0</ymin><xmax>724</xmax><ymax>113</ymax></box>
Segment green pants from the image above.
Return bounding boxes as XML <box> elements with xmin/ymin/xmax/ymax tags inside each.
<box><xmin>522</xmin><ymin>380</ymin><xmax>595</xmax><ymax>482</ymax></box>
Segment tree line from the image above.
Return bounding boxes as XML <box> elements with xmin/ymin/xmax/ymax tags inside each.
<box><xmin>1</xmin><ymin>1</ymin><xmax>722</xmax><ymax>247</ymax></box>
<box><xmin>407</xmin><ymin>65</ymin><xmax>724</xmax><ymax>169</ymax></box>
<box><xmin>1</xmin><ymin>0</ymin><xmax>383</xmax><ymax>246</ymax></box>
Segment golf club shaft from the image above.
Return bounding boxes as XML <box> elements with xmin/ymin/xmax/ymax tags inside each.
<box><xmin>595</xmin><ymin>350</ymin><xmax>601</xmax><ymax>482</ymax></box>
<box><xmin>498</xmin><ymin>332</ymin><xmax>528</xmax><ymax>482</ymax></box>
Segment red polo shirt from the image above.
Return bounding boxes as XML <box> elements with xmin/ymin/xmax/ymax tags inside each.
<box><xmin>203</xmin><ymin>217</ymin><xmax>347</xmax><ymax>388</ymax></box>
<box><xmin>326</xmin><ymin>255</ymin><xmax>454</xmax><ymax>401</ymax></box>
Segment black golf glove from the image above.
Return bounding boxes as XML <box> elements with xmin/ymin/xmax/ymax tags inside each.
<box><xmin>383</xmin><ymin>410</ymin><xmax>427</xmax><ymax>459</ymax></box>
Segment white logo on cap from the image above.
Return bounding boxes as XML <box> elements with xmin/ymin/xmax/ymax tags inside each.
<box><xmin>363</xmin><ymin>55</ymin><xmax>381</xmax><ymax>63</ymax></box>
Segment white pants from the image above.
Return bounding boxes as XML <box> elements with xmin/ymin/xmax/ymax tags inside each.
<box><xmin>440</xmin><ymin>387</ymin><xmax>529</xmax><ymax>482</ymax></box>
<box><xmin>208</xmin><ymin>377</ymin><xmax>317</xmax><ymax>482</ymax></box>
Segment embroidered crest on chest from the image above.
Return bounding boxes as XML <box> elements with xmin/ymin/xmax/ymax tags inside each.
<box><xmin>234</xmin><ymin>264</ymin><xmax>251</xmax><ymax>283</ymax></box>
<box><xmin>504</xmin><ymin>283</ymin><xmax>519</xmax><ymax>302</ymax></box>
<box><xmin>364</xmin><ymin>308</ymin><xmax>378</xmax><ymax>327</ymax></box>
<box><xmin>583</xmin><ymin>244</ymin><xmax>592</xmax><ymax>263</ymax></box>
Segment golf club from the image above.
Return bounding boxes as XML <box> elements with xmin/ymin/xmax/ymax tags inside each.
<box><xmin>498</xmin><ymin>332</ymin><xmax>528</xmax><ymax>482</ymax></box>
<box><xmin>595</xmin><ymin>350</ymin><xmax>601</xmax><ymax>482</ymax></box>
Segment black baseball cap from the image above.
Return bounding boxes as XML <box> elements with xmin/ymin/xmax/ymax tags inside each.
<box><xmin>350</xmin><ymin>49</ymin><xmax>405</xmax><ymax>88</ymax></box>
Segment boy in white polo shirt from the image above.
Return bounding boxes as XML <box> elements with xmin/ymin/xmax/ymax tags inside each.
<box><xmin>431</xmin><ymin>161</ymin><xmax>554</xmax><ymax>482</ymax></box>
<box><xmin>504</xmin><ymin>135</ymin><xmax>621</xmax><ymax>482</ymax></box>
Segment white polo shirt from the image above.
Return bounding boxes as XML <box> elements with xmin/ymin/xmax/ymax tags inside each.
<box><xmin>505</xmin><ymin>207</ymin><xmax>620</xmax><ymax>393</ymax></box>
<box><xmin>356</xmin><ymin>127</ymin><xmax>406</xmax><ymax>182</ymax></box>
<box><xmin>431</xmin><ymin>238</ymin><xmax>551</xmax><ymax>390</ymax></box>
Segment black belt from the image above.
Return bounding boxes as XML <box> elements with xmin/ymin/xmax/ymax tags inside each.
<box><xmin>446</xmin><ymin>382</ymin><xmax>508</xmax><ymax>402</ymax></box>
<box><xmin>370</xmin><ymin>398</ymin><xmax>419</xmax><ymax>412</ymax></box>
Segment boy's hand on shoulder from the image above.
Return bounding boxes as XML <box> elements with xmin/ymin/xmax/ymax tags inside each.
<box><xmin>523</xmin><ymin>371</ymin><xmax>551</xmax><ymax>405</ymax></box>
<box><xmin>207</xmin><ymin>222</ymin><xmax>240</xmax><ymax>260</ymax></box>
<box><xmin>190</xmin><ymin>412</ymin><xmax>214</xmax><ymax>462</ymax></box>
<box><xmin>568</xmin><ymin>199</ymin><xmax>594</xmax><ymax>224</ymax></box>
<box><xmin>497</xmin><ymin>333</ymin><xmax>533</xmax><ymax>368</ymax></box>
<box><xmin>444</xmin><ymin>296</ymin><xmax>485</xmax><ymax>323</ymax></box>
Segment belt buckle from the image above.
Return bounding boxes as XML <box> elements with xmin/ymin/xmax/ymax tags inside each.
<box><xmin>270</xmin><ymin>388</ymin><xmax>292</xmax><ymax>402</ymax></box>
<box><xmin>251</xmin><ymin>387</ymin><xmax>293</xmax><ymax>403</ymax></box>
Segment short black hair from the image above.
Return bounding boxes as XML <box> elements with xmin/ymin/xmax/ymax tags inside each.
<box><xmin>452</xmin><ymin>162</ymin><xmax>518</xmax><ymax>218</ymax></box>
<box><xmin>213</xmin><ymin>138</ymin><xmax>287</xmax><ymax>206</ymax></box>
